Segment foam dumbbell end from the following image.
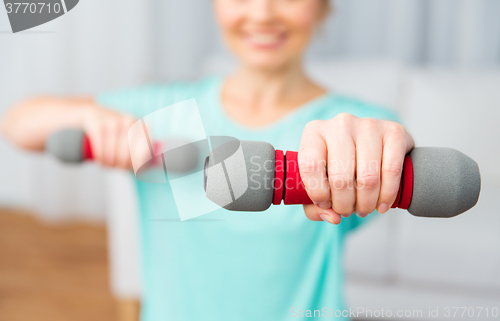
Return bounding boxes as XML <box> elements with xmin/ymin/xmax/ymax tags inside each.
<box><xmin>204</xmin><ymin>140</ymin><xmax>276</xmax><ymax>211</ymax></box>
<box><xmin>406</xmin><ymin>147</ymin><xmax>480</xmax><ymax>218</ymax></box>
<box><xmin>45</xmin><ymin>129</ymin><xmax>91</xmax><ymax>163</ymax></box>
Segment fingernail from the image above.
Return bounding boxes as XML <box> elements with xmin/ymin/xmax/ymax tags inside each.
<box><xmin>320</xmin><ymin>214</ymin><xmax>334</xmax><ymax>224</ymax></box>
<box><xmin>318</xmin><ymin>201</ymin><xmax>331</xmax><ymax>210</ymax></box>
<box><xmin>377</xmin><ymin>203</ymin><xmax>389</xmax><ymax>214</ymax></box>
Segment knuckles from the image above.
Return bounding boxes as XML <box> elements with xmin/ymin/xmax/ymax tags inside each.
<box><xmin>328</xmin><ymin>113</ymin><xmax>355</xmax><ymax>134</ymax></box>
<box><xmin>303</xmin><ymin>119</ymin><xmax>324</xmax><ymax>135</ymax></box>
<box><xmin>309</xmin><ymin>114</ymin><xmax>405</xmax><ymax>138</ymax></box>
<box><xmin>357</xmin><ymin>117</ymin><xmax>383</xmax><ymax>137</ymax></box>
<box><xmin>360</xmin><ymin>117</ymin><xmax>379</xmax><ymax>129</ymax></box>
<box><xmin>334</xmin><ymin>112</ymin><xmax>355</xmax><ymax>124</ymax></box>
<box><xmin>298</xmin><ymin>158</ymin><xmax>322</xmax><ymax>175</ymax></box>
<box><xmin>327</xmin><ymin>171</ymin><xmax>353</xmax><ymax>191</ymax></box>
<box><xmin>382</xmin><ymin>162</ymin><xmax>403</xmax><ymax>175</ymax></box>
<box><xmin>379</xmin><ymin>189</ymin><xmax>399</xmax><ymax>204</ymax></box>
<box><xmin>306</xmin><ymin>188</ymin><xmax>330</xmax><ymax>203</ymax></box>
<box><xmin>356</xmin><ymin>171</ymin><xmax>380</xmax><ymax>189</ymax></box>
<box><xmin>386</xmin><ymin>121</ymin><xmax>406</xmax><ymax>136</ymax></box>
<box><xmin>334</xmin><ymin>206</ymin><xmax>356</xmax><ymax>217</ymax></box>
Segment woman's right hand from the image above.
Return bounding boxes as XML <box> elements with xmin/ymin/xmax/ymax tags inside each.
<box><xmin>82</xmin><ymin>105</ymin><xmax>137</xmax><ymax>170</ymax></box>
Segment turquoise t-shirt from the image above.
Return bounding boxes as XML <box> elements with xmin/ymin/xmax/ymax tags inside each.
<box><xmin>97</xmin><ymin>76</ymin><xmax>399</xmax><ymax>321</ymax></box>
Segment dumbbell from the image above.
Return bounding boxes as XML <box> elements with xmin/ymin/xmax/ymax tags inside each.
<box><xmin>46</xmin><ymin>129</ymin><xmax>198</xmax><ymax>172</ymax></box>
<box><xmin>203</xmin><ymin>140</ymin><xmax>481</xmax><ymax>218</ymax></box>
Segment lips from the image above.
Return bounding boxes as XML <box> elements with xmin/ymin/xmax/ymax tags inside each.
<box><xmin>244</xmin><ymin>32</ymin><xmax>287</xmax><ymax>49</ymax></box>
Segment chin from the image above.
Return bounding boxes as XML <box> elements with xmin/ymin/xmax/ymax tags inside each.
<box><xmin>241</xmin><ymin>54</ymin><xmax>295</xmax><ymax>72</ymax></box>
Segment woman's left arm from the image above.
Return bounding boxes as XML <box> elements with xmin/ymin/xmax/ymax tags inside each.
<box><xmin>298</xmin><ymin>113</ymin><xmax>415</xmax><ymax>224</ymax></box>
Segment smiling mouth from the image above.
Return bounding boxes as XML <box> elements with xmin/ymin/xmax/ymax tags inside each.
<box><xmin>244</xmin><ymin>32</ymin><xmax>287</xmax><ymax>49</ymax></box>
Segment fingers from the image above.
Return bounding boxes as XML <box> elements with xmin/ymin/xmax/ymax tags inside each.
<box><xmin>82</xmin><ymin>107</ymin><xmax>136</xmax><ymax>169</ymax></box>
<box><xmin>354</xmin><ymin>118</ymin><xmax>382</xmax><ymax>217</ymax></box>
<box><xmin>377</xmin><ymin>123</ymin><xmax>414</xmax><ymax>213</ymax></box>
<box><xmin>102</xmin><ymin>116</ymin><xmax>135</xmax><ymax>168</ymax></box>
<box><xmin>102</xmin><ymin>121</ymin><xmax>118</xmax><ymax>167</ymax></box>
<box><xmin>303</xmin><ymin>204</ymin><xmax>342</xmax><ymax>225</ymax></box>
<box><xmin>301</xmin><ymin>114</ymin><xmax>414</xmax><ymax>224</ymax></box>
<box><xmin>116</xmin><ymin>116</ymin><xmax>135</xmax><ymax>169</ymax></box>
<box><xmin>298</xmin><ymin>121</ymin><xmax>331</xmax><ymax>209</ymax></box>
<box><xmin>326</xmin><ymin>114</ymin><xmax>356</xmax><ymax>217</ymax></box>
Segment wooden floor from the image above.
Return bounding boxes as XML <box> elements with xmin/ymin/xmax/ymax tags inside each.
<box><xmin>0</xmin><ymin>209</ymin><xmax>118</xmax><ymax>321</ymax></box>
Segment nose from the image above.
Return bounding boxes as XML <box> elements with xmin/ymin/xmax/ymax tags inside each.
<box><xmin>247</xmin><ymin>0</ymin><xmax>275</xmax><ymax>22</ymax></box>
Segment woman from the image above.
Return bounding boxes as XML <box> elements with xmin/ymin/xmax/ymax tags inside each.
<box><xmin>1</xmin><ymin>0</ymin><xmax>414</xmax><ymax>320</ymax></box>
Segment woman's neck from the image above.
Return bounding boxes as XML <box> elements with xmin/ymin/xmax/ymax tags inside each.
<box><xmin>221</xmin><ymin>61</ymin><xmax>326</xmax><ymax>127</ymax></box>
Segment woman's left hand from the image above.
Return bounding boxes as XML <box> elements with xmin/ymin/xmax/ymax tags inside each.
<box><xmin>298</xmin><ymin>113</ymin><xmax>415</xmax><ymax>224</ymax></box>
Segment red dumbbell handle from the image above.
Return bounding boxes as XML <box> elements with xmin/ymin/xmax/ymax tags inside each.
<box><xmin>81</xmin><ymin>135</ymin><xmax>162</xmax><ymax>162</ymax></box>
<box><xmin>273</xmin><ymin>150</ymin><xmax>414</xmax><ymax>210</ymax></box>
<box><xmin>82</xmin><ymin>135</ymin><xmax>93</xmax><ymax>160</ymax></box>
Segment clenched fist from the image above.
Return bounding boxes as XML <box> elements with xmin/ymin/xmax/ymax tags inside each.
<box><xmin>298</xmin><ymin>113</ymin><xmax>414</xmax><ymax>224</ymax></box>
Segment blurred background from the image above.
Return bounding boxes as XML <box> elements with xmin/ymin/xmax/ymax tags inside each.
<box><xmin>1</xmin><ymin>0</ymin><xmax>499</xmax><ymax>320</ymax></box>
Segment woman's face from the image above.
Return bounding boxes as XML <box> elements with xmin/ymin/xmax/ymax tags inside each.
<box><xmin>214</xmin><ymin>0</ymin><xmax>327</xmax><ymax>71</ymax></box>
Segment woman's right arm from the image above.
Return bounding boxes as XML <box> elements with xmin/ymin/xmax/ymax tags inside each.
<box><xmin>1</xmin><ymin>96</ymin><xmax>136</xmax><ymax>169</ymax></box>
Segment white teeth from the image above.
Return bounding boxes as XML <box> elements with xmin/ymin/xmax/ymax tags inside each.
<box><xmin>248</xmin><ymin>34</ymin><xmax>281</xmax><ymax>45</ymax></box>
